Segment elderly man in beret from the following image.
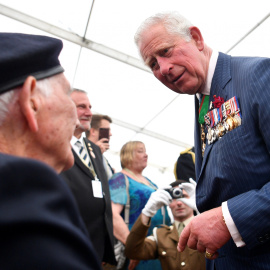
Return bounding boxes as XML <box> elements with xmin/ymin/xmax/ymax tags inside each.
<box><xmin>0</xmin><ymin>33</ymin><xmax>101</xmax><ymax>269</ymax></box>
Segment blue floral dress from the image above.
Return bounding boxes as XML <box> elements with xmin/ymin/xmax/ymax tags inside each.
<box><xmin>109</xmin><ymin>172</ymin><xmax>171</xmax><ymax>270</ymax></box>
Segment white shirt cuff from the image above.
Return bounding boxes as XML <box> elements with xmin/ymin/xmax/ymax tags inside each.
<box><xmin>222</xmin><ymin>201</ymin><xmax>246</xmax><ymax>247</ymax></box>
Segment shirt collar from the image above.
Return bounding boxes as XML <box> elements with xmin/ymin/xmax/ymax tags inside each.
<box><xmin>71</xmin><ymin>135</ymin><xmax>83</xmax><ymax>147</ymax></box>
<box><xmin>174</xmin><ymin>215</ymin><xmax>194</xmax><ymax>228</ymax></box>
<box><xmin>196</xmin><ymin>50</ymin><xmax>219</xmax><ymax>99</ymax></box>
<box><xmin>182</xmin><ymin>215</ymin><xmax>194</xmax><ymax>227</ymax></box>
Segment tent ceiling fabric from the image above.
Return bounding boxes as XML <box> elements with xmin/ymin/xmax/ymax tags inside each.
<box><xmin>0</xmin><ymin>0</ymin><xmax>269</xmax><ymax>187</ymax></box>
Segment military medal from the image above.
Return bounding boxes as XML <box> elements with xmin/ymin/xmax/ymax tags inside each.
<box><xmin>90</xmin><ymin>151</ymin><xmax>96</xmax><ymax>159</ymax></box>
<box><xmin>201</xmin><ymin>124</ymin><xmax>206</xmax><ymax>156</ymax></box>
<box><xmin>225</xmin><ymin>115</ymin><xmax>235</xmax><ymax>131</ymax></box>
<box><xmin>203</xmin><ymin>96</ymin><xmax>242</xmax><ymax>145</ymax></box>
<box><xmin>87</xmin><ymin>142</ymin><xmax>96</xmax><ymax>158</ymax></box>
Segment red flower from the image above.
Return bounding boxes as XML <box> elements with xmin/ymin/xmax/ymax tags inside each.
<box><xmin>212</xmin><ymin>95</ymin><xmax>224</xmax><ymax>108</ymax></box>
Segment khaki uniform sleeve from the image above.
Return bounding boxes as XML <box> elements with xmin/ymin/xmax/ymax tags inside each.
<box><xmin>125</xmin><ymin>214</ymin><xmax>158</xmax><ymax>260</ymax></box>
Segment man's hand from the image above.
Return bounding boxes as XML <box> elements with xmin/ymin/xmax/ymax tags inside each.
<box><xmin>96</xmin><ymin>138</ymin><xmax>109</xmax><ymax>154</ymax></box>
<box><xmin>142</xmin><ymin>189</ymin><xmax>172</xmax><ymax>218</ymax></box>
<box><xmin>177</xmin><ymin>178</ymin><xmax>199</xmax><ymax>214</ymax></box>
<box><xmin>177</xmin><ymin>206</ymin><xmax>231</xmax><ymax>259</ymax></box>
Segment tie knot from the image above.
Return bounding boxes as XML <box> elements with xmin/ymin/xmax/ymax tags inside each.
<box><xmin>75</xmin><ymin>141</ymin><xmax>85</xmax><ymax>155</ymax></box>
<box><xmin>75</xmin><ymin>140</ymin><xmax>82</xmax><ymax>147</ymax></box>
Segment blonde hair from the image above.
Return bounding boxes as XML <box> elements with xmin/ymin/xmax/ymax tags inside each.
<box><xmin>120</xmin><ymin>141</ymin><xmax>144</xmax><ymax>169</ymax></box>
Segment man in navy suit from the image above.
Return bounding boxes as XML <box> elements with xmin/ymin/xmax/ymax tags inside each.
<box><xmin>0</xmin><ymin>33</ymin><xmax>101</xmax><ymax>269</ymax></box>
<box><xmin>134</xmin><ymin>12</ymin><xmax>270</xmax><ymax>269</ymax></box>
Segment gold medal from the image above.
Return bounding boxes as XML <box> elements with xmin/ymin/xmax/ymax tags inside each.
<box><xmin>90</xmin><ymin>151</ymin><xmax>96</xmax><ymax>159</ymax></box>
<box><xmin>207</xmin><ymin>127</ymin><xmax>212</xmax><ymax>142</ymax></box>
<box><xmin>234</xmin><ymin>114</ymin><xmax>241</xmax><ymax>127</ymax></box>
<box><xmin>226</xmin><ymin>115</ymin><xmax>235</xmax><ymax>131</ymax></box>
<box><xmin>87</xmin><ymin>142</ymin><xmax>95</xmax><ymax>159</ymax></box>
<box><xmin>201</xmin><ymin>124</ymin><xmax>206</xmax><ymax>156</ymax></box>
<box><xmin>218</xmin><ymin>123</ymin><xmax>226</xmax><ymax>137</ymax></box>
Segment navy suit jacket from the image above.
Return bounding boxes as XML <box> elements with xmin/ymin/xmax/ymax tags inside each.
<box><xmin>60</xmin><ymin>138</ymin><xmax>116</xmax><ymax>265</ymax></box>
<box><xmin>195</xmin><ymin>53</ymin><xmax>270</xmax><ymax>269</ymax></box>
<box><xmin>0</xmin><ymin>153</ymin><xmax>101</xmax><ymax>270</ymax></box>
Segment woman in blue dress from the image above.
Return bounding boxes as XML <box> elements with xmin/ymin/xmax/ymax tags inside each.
<box><xmin>109</xmin><ymin>141</ymin><xmax>171</xmax><ymax>270</ymax></box>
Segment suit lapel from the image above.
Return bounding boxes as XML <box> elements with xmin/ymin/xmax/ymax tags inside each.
<box><xmin>197</xmin><ymin>53</ymin><xmax>232</xmax><ymax>182</ymax></box>
<box><xmin>84</xmin><ymin>138</ymin><xmax>101</xmax><ymax>180</ymax></box>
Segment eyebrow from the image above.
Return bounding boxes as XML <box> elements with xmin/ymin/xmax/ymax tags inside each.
<box><xmin>144</xmin><ymin>50</ymin><xmax>160</xmax><ymax>67</ymax></box>
<box><xmin>144</xmin><ymin>56</ymin><xmax>153</xmax><ymax>68</ymax></box>
<box><xmin>144</xmin><ymin>45</ymin><xmax>172</xmax><ymax>68</ymax></box>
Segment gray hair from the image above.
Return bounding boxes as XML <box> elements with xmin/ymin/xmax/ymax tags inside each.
<box><xmin>0</xmin><ymin>77</ymin><xmax>53</xmax><ymax>125</ymax></box>
<box><xmin>134</xmin><ymin>11</ymin><xmax>193</xmax><ymax>47</ymax></box>
<box><xmin>71</xmin><ymin>88</ymin><xmax>88</xmax><ymax>95</ymax></box>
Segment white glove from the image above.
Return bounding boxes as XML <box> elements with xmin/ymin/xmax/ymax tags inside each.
<box><xmin>142</xmin><ymin>189</ymin><xmax>172</xmax><ymax>218</ymax></box>
<box><xmin>177</xmin><ymin>178</ymin><xmax>200</xmax><ymax>215</ymax></box>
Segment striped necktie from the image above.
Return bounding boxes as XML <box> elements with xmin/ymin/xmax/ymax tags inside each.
<box><xmin>75</xmin><ymin>140</ymin><xmax>91</xmax><ymax>168</ymax></box>
<box><xmin>198</xmin><ymin>94</ymin><xmax>209</xmax><ymax>157</ymax></box>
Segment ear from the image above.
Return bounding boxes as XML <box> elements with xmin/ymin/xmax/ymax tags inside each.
<box><xmin>19</xmin><ymin>76</ymin><xmax>39</xmax><ymax>132</ymax></box>
<box><xmin>89</xmin><ymin>127</ymin><xmax>96</xmax><ymax>136</ymax></box>
<box><xmin>189</xmin><ymin>26</ymin><xmax>204</xmax><ymax>51</ymax></box>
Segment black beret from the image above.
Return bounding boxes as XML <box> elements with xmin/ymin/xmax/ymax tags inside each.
<box><xmin>0</xmin><ymin>33</ymin><xmax>64</xmax><ymax>94</ymax></box>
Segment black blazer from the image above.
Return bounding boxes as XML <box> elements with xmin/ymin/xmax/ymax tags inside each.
<box><xmin>60</xmin><ymin>138</ymin><xmax>116</xmax><ymax>265</ymax></box>
<box><xmin>0</xmin><ymin>153</ymin><xmax>101</xmax><ymax>270</ymax></box>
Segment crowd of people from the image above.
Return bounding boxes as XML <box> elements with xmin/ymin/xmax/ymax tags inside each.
<box><xmin>0</xmin><ymin>9</ymin><xmax>269</xmax><ymax>270</ymax></box>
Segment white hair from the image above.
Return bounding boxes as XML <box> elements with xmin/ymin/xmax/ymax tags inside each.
<box><xmin>0</xmin><ymin>77</ymin><xmax>53</xmax><ymax>125</ymax></box>
<box><xmin>134</xmin><ymin>11</ymin><xmax>193</xmax><ymax>47</ymax></box>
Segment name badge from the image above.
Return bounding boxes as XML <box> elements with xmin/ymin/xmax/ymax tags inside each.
<box><xmin>92</xmin><ymin>180</ymin><xmax>103</xmax><ymax>198</ymax></box>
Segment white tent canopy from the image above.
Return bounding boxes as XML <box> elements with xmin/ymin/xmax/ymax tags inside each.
<box><xmin>0</xmin><ymin>0</ymin><xmax>269</xmax><ymax>187</ymax></box>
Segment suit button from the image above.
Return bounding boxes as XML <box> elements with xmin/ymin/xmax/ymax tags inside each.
<box><xmin>181</xmin><ymin>262</ymin><xmax>186</xmax><ymax>266</ymax></box>
<box><xmin>161</xmin><ymin>251</ymin><xmax>166</xmax><ymax>256</ymax></box>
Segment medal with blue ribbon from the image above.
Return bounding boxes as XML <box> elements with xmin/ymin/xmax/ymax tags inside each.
<box><xmin>204</xmin><ymin>96</ymin><xmax>242</xmax><ymax>145</ymax></box>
